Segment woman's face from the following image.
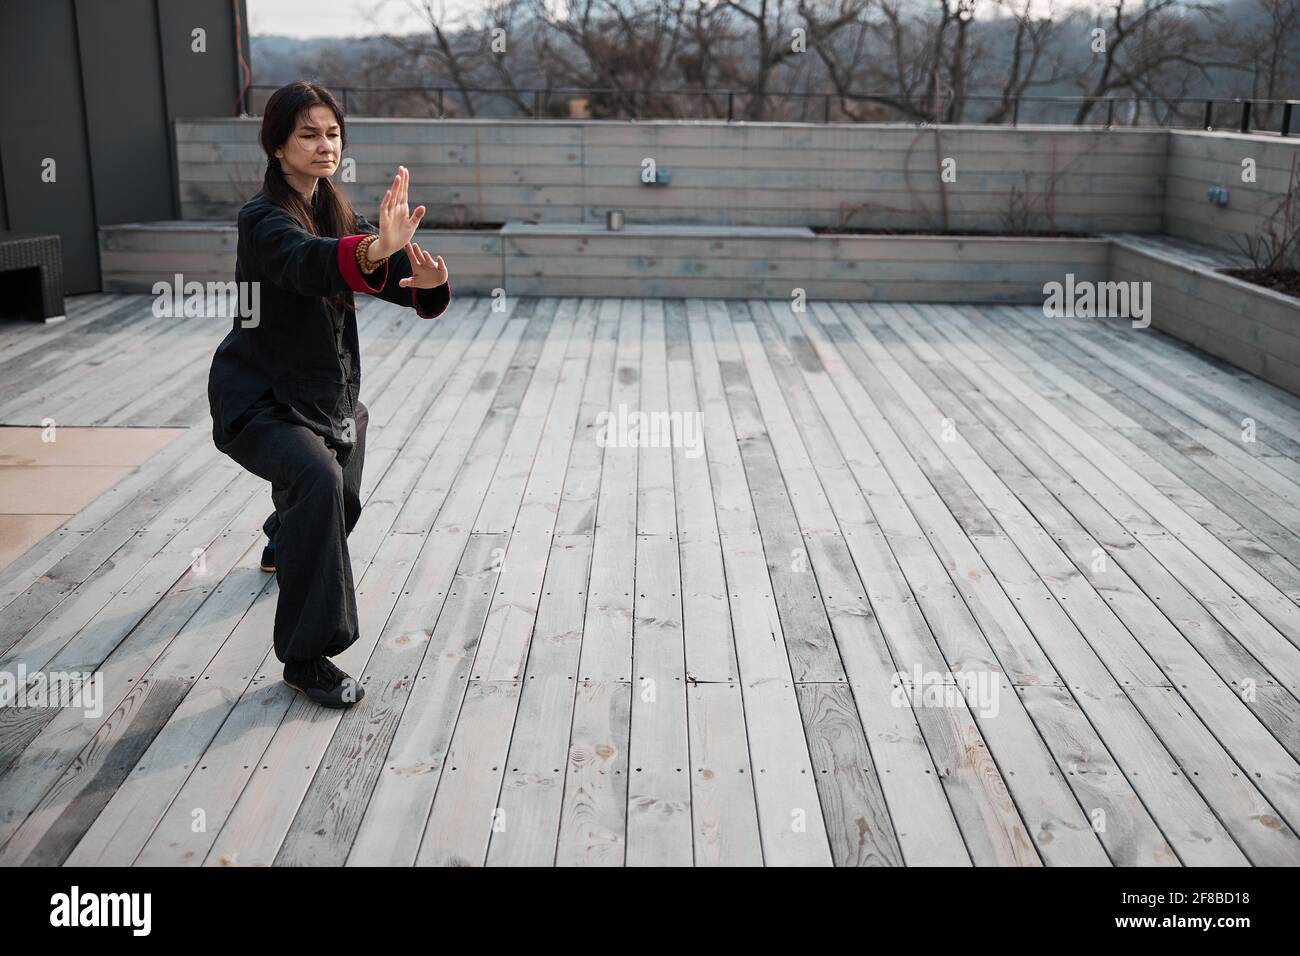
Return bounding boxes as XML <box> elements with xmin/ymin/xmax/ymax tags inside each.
<box><xmin>274</xmin><ymin>104</ymin><xmax>342</xmax><ymax>181</ymax></box>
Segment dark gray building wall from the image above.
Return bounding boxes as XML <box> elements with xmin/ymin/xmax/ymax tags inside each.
<box><xmin>77</xmin><ymin>0</ymin><xmax>175</xmax><ymax>230</ymax></box>
<box><xmin>0</xmin><ymin>1</ymin><xmax>98</xmax><ymax>292</ymax></box>
<box><xmin>0</xmin><ymin>0</ymin><xmax>248</xmax><ymax>293</ymax></box>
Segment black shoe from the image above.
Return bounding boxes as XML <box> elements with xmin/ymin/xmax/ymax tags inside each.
<box><xmin>283</xmin><ymin>656</ymin><xmax>365</xmax><ymax>709</ymax></box>
<box><xmin>259</xmin><ymin>540</ymin><xmax>276</xmax><ymax>573</ymax></box>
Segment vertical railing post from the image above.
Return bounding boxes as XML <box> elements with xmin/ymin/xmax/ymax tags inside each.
<box><xmin>1106</xmin><ymin>98</ymin><xmax>1115</xmax><ymax>128</ymax></box>
<box><xmin>824</xmin><ymin>93</ymin><xmax>831</xmax><ymax>123</ymax></box>
<box><xmin>1011</xmin><ymin>96</ymin><xmax>1019</xmax><ymax>127</ymax></box>
<box><xmin>1240</xmin><ymin>99</ymin><xmax>1252</xmax><ymax>133</ymax></box>
<box><xmin>533</xmin><ymin>89</ymin><xmax>541</xmax><ymax>118</ymax></box>
<box><xmin>1204</xmin><ymin>99</ymin><xmax>1213</xmax><ymax>129</ymax></box>
<box><xmin>437</xmin><ymin>88</ymin><xmax>444</xmax><ymax>117</ymax></box>
<box><xmin>727</xmin><ymin>90</ymin><xmax>734</xmax><ymax>122</ymax></box>
<box><xmin>1284</xmin><ymin>101</ymin><xmax>1295</xmax><ymax>137</ymax></box>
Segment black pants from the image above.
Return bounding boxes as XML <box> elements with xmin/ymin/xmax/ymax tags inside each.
<box><xmin>215</xmin><ymin>397</ymin><xmax>369</xmax><ymax>663</ymax></box>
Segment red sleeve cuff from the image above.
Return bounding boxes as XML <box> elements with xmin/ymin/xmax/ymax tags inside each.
<box><xmin>338</xmin><ymin>234</ymin><xmax>387</xmax><ymax>293</ymax></box>
<box><xmin>412</xmin><ymin>279</ymin><xmax>451</xmax><ymax>319</ymax></box>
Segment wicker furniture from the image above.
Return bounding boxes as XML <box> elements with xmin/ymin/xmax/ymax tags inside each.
<box><xmin>0</xmin><ymin>232</ymin><xmax>66</xmax><ymax>323</ymax></box>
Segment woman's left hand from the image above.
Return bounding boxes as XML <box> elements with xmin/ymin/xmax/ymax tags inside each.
<box><xmin>398</xmin><ymin>240</ymin><xmax>449</xmax><ymax>289</ymax></box>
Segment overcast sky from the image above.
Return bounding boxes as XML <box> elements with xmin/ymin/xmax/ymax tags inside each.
<box><xmin>249</xmin><ymin>0</ymin><xmax>1105</xmax><ymax>38</ymax></box>
<box><xmin>249</xmin><ymin>0</ymin><xmax>487</xmax><ymax>37</ymax></box>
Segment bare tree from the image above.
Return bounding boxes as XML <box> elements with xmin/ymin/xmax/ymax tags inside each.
<box><xmin>1248</xmin><ymin>0</ymin><xmax>1300</xmax><ymax>101</ymax></box>
<box><xmin>1071</xmin><ymin>0</ymin><xmax>1229</xmax><ymax>125</ymax></box>
<box><xmin>373</xmin><ymin>0</ymin><xmax>491</xmax><ymax>117</ymax></box>
<box><xmin>529</xmin><ymin>0</ymin><xmax>692</xmax><ymax>117</ymax></box>
<box><xmin>261</xmin><ymin>0</ymin><xmax>1272</xmax><ymax>130</ymax></box>
<box><xmin>1221</xmin><ymin>0</ymin><xmax>1300</xmax><ymax>127</ymax></box>
<box><xmin>981</xmin><ymin>0</ymin><xmax>1064</xmax><ymax>123</ymax></box>
<box><xmin>718</xmin><ymin>0</ymin><xmax>805</xmax><ymax>119</ymax></box>
<box><xmin>797</xmin><ymin>0</ymin><xmax>924</xmax><ymax>121</ymax></box>
<box><xmin>675</xmin><ymin>2</ymin><xmax>742</xmax><ymax>116</ymax></box>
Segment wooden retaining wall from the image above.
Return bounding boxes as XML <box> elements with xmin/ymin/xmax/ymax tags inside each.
<box><xmin>1110</xmin><ymin>233</ymin><xmax>1300</xmax><ymax>396</ymax></box>
<box><xmin>1163</xmin><ymin>130</ymin><xmax>1300</xmax><ymax>258</ymax></box>
<box><xmin>175</xmin><ymin>118</ymin><xmax>1168</xmax><ymax>233</ymax></box>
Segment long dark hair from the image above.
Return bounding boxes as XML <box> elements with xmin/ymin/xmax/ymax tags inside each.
<box><xmin>259</xmin><ymin>82</ymin><xmax>360</xmax><ymax>307</ymax></box>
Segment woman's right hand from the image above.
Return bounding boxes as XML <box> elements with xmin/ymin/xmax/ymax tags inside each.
<box><xmin>372</xmin><ymin>166</ymin><xmax>425</xmax><ymax>259</ymax></box>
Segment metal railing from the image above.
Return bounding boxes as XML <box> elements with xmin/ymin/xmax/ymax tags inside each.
<box><xmin>246</xmin><ymin>84</ymin><xmax>1300</xmax><ymax>134</ymax></box>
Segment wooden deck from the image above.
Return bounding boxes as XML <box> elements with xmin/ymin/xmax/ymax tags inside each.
<box><xmin>2</xmin><ymin>291</ymin><xmax>1300</xmax><ymax>866</ymax></box>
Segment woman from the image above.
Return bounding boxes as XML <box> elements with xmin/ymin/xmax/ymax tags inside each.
<box><xmin>207</xmin><ymin>81</ymin><xmax>451</xmax><ymax>709</ymax></box>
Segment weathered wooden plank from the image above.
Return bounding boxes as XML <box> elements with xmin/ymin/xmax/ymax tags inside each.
<box><xmin>682</xmin><ymin>680</ymin><xmax>764</xmax><ymax>865</ymax></box>
<box><xmin>787</xmin><ymin>300</ymin><xmax>1223</xmax><ymax>863</ymax></box>
<box><xmin>278</xmin><ymin>306</ymin><xmax>539</xmax><ymax>866</ymax></box>
<box><xmin>884</xmin><ymin>303</ymin><xmax>1300</xmax><ymax>863</ymax></box>
<box><xmin>685</xmin><ymin>298</ymin><xmax>834</xmax><ymax>866</ymax></box>
<box><xmin>755</xmin><ymin>300</ymin><xmax>1101</xmax><ymax>865</ymax></box>
<box><xmin>993</xmin><ymin>309</ymin><xmax>1300</xmax><ymax>601</ymax></box>
<box><xmin>626</xmin><ymin>533</ymin><xmax>693</xmax><ymax>865</ymax></box>
<box><xmin>5</xmin><ymin>283</ymin><xmax>1300</xmax><ymax>866</ymax></box>
<box><xmin>554</xmin><ymin>678</ymin><xmax>631</xmax><ymax>866</ymax></box>
<box><xmin>580</xmin><ymin>299</ymin><xmax>640</xmax><ymax>681</ymax></box>
<box><xmin>486</xmin><ymin>534</ymin><xmax>593</xmax><ymax>866</ymax></box>
<box><xmin>63</xmin><ymin>545</ymin><xmax>274</xmax><ymax>865</ymax></box>
<box><xmin>343</xmin><ymin>534</ymin><xmax>503</xmax><ymax>866</ymax></box>
<box><xmin>663</xmin><ymin>302</ymin><xmax>738</xmax><ymax>684</ymax></box>
<box><xmin>415</xmin><ymin>678</ymin><xmax>522</xmax><ymax>866</ymax></box>
<box><xmin>795</xmin><ymin>681</ymin><xmax>905</xmax><ymax>867</ymax></box>
<box><xmin>222</xmin><ymin>307</ymin><xmax>563</xmax><ymax>866</ymax></box>
<box><xmin>403</xmin><ymin>306</ymin><xmax>594</xmax><ymax>865</ymax></box>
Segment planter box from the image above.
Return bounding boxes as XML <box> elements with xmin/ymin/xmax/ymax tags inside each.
<box><xmin>503</xmin><ymin>222</ymin><xmax>1108</xmax><ymax>302</ymax></box>
<box><xmin>1109</xmin><ymin>234</ymin><xmax>1300</xmax><ymax>396</ymax></box>
<box><xmin>99</xmin><ymin>221</ymin><xmax>1107</xmax><ymax>302</ymax></box>
<box><xmin>99</xmin><ymin>221</ymin><xmax>236</xmax><ymax>292</ymax></box>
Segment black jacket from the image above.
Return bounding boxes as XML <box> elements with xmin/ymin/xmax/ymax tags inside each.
<box><xmin>207</xmin><ymin>190</ymin><xmax>451</xmax><ymax>447</ymax></box>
